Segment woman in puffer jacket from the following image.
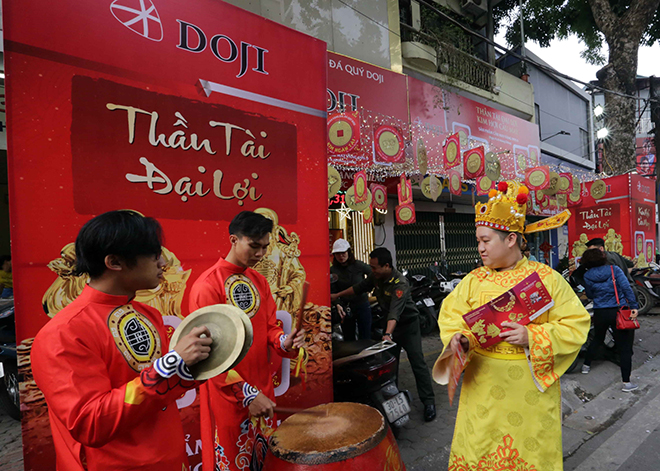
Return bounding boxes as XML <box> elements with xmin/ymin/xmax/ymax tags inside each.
<box><xmin>580</xmin><ymin>248</ymin><xmax>639</xmax><ymax>392</ymax></box>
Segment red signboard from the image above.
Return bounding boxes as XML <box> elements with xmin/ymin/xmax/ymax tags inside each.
<box><xmin>5</xmin><ymin>1</ymin><xmax>330</xmax><ymax>470</ymax></box>
<box><xmin>72</xmin><ymin>76</ymin><xmax>298</xmax><ymax>221</ymax></box>
<box><xmin>568</xmin><ymin>175</ymin><xmax>656</xmax><ymax>262</ymax></box>
<box><xmin>327</xmin><ymin>52</ymin><xmax>408</xmax><ymax>168</ymax></box>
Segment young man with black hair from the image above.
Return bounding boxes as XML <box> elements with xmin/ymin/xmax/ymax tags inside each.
<box><xmin>32</xmin><ymin>210</ymin><xmax>212</xmax><ymax>471</ymax></box>
<box><xmin>189</xmin><ymin>210</ymin><xmax>306</xmax><ymax>471</ymax></box>
<box><xmin>331</xmin><ymin>246</ymin><xmax>437</xmax><ymax>422</ymax></box>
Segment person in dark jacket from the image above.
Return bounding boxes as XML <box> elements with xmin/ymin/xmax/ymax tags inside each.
<box><xmin>330</xmin><ymin>239</ymin><xmax>372</xmax><ymax>340</ymax></box>
<box><xmin>581</xmin><ymin>248</ymin><xmax>639</xmax><ymax>392</ymax></box>
<box><xmin>573</xmin><ymin>237</ymin><xmax>637</xmax><ymax>302</ymax></box>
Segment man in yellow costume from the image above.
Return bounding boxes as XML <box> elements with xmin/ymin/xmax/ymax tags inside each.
<box><xmin>435</xmin><ymin>180</ymin><xmax>590</xmax><ymax>471</ymax></box>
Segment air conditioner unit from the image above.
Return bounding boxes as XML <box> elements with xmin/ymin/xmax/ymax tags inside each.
<box><xmin>461</xmin><ymin>0</ymin><xmax>487</xmax><ymax>17</ymax></box>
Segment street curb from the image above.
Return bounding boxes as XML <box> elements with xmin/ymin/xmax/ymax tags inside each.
<box><xmin>561</xmin><ymin>354</ymin><xmax>660</xmax><ymax>458</ymax></box>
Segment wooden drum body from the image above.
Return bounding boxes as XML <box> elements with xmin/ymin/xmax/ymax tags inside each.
<box><xmin>264</xmin><ymin>402</ymin><xmax>406</xmax><ymax>471</ymax></box>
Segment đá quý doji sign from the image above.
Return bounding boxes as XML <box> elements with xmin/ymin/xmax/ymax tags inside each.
<box><xmin>4</xmin><ymin>1</ymin><xmax>330</xmax><ymax>470</ymax></box>
<box><xmin>568</xmin><ymin>174</ymin><xmax>656</xmax><ymax>263</ymax></box>
<box><xmin>326</xmin><ymin>52</ymin><xmax>409</xmax><ymax>171</ymax></box>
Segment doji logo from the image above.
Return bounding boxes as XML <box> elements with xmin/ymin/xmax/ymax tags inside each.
<box><xmin>110</xmin><ymin>0</ymin><xmax>163</xmax><ymax>42</ymax></box>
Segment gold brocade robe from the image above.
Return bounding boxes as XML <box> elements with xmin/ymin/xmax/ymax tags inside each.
<box><xmin>438</xmin><ymin>258</ymin><xmax>590</xmax><ymax>471</ymax></box>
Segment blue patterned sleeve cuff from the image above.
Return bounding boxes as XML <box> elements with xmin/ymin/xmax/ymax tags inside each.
<box><xmin>280</xmin><ymin>334</ymin><xmax>288</xmax><ymax>352</ymax></box>
<box><xmin>154</xmin><ymin>350</ymin><xmax>194</xmax><ymax>381</ymax></box>
<box><xmin>242</xmin><ymin>383</ymin><xmax>260</xmax><ymax>408</ymax></box>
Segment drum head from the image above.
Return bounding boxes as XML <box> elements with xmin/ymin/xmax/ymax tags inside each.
<box><xmin>270</xmin><ymin>402</ymin><xmax>386</xmax><ymax>465</ymax></box>
<box><xmin>170</xmin><ymin>304</ymin><xmax>252</xmax><ymax>380</ymax></box>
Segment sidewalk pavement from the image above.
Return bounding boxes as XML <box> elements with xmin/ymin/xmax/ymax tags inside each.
<box><xmin>3</xmin><ymin>313</ymin><xmax>660</xmax><ymax>471</ymax></box>
<box><xmin>396</xmin><ymin>313</ymin><xmax>660</xmax><ymax>470</ymax></box>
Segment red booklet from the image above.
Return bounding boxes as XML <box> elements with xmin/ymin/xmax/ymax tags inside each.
<box><xmin>462</xmin><ymin>272</ymin><xmax>553</xmax><ymax>348</ymax></box>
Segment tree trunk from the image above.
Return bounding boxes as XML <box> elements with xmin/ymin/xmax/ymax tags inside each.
<box><xmin>588</xmin><ymin>0</ymin><xmax>660</xmax><ymax>176</ymax></box>
<box><xmin>597</xmin><ymin>38</ymin><xmax>639</xmax><ymax>175</ymax></box>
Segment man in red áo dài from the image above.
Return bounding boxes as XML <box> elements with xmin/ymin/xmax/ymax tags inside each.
<box><xmin>190</xmin><ymin>211</ymin><xmax>306</xmax><ymax>471</ymax></box>
<box><xmin>32</xmin><ymin>210</ymin><xmax>212</xmax><ymax>471</ymax></box>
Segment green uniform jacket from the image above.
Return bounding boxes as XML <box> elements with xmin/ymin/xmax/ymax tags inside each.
<box><xmin>352</xmin><ymin>268</ymin><xmax>419</xmax><ymax>325</ymax></box>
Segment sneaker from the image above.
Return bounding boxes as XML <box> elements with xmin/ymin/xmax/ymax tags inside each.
<box><xmin>622</xmin><ymin>382</ymin><xmax>638</xmax><ymax>392</ymax></box>
<box><xmin>581</xmin><ymin>365</ymin><xmax>591</xmax><ymax>374</ymax></box>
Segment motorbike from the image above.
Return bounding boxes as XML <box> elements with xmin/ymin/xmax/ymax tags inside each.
<box><xmin>631</xmin><ymin>264</ymin><xmax>660</xmax><ymax>316</ymax></box>
<box><xmin>0</xmin><ymin>299</ymin><xmax>19</xmax><ymax>420</ymax></box>
<box><xmin>330</xmin><ymin>301</ymin><xmax>412</xmax><ymax>432</ymax></box>
<box><xmin>401</xmin><ymin>264</ymin><xmax>463</xmax><ymax>336</ymax></box>
<box><xmin>332</xmin><ymin>338</ymin><xmax>412</xmax><ymax>431</ymax></box>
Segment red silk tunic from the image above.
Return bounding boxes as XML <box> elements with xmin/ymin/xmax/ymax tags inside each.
<box><xmin>189</xmin><ymin>257</ymin><xmax>297</xmax><ymax>471</ymax></box>
<box><xmin>32</xmin><ymin>285</ymin><xmax>196</xmax><ymax>471</ymax></box>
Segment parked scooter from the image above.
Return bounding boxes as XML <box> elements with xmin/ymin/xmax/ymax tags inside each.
<box><xmin>631</xmin><ymin>264</ymin><xmax>660</xmax><ymax>315</ymax></box>
<box><xmin>0</xmin><ymin>299</ymin><xmax>19</xmax><ymax>420</ymax></box>
<box><xmin>333</xmin><ymin>338</ymin><xmax>412</xmax><ymax>431</ymax></box>
<box><xmin>330</xmin><ymin>301</ymin><xmax>412</xmax><ymax>431</ymax></box>
<box><xmin>401</xmin><ymin>270</ymin><xmax>439</xmax><ymax>335</ymax></box>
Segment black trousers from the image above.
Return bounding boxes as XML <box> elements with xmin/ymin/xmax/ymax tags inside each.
<box><xmin>583</xmin><ymin>307</ymin><xmax>635</xmax><ymax>382</ymax></box>
<box><xmin>341</xmin><ymin>301</ymin><xmax>372</xmax><ymax>341</ymax></box>
<box><xmin>393</xmin><ymin>316</ymin><xmax>436</xmax><ymax>406</ymax></box>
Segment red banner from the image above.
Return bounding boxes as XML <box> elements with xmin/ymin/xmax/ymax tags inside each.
<box><xmin>5</xmin><ymin>1</ymin><xmax>331</xmax><ymax>470</ymax></box>
<box><xmin>409</xmin><ymin>77</ymin><xmax>540</xmax><ymax>177</ymax></box>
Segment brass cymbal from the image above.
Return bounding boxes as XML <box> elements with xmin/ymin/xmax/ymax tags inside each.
<box><xmin>171</xmin><ymin>304</ymin><xmax>253</xmax><ymax>380</ymax></box>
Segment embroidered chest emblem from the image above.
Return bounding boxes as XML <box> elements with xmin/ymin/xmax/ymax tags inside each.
<box><xmin>225</xmin><ymin>274</ymin><xmax>261</xmax><ymax>318</ymax></box>
<box><xmin>108</xmin><ymin>305</ymin><xmax>162</xmax><ymax>372</ymax></box>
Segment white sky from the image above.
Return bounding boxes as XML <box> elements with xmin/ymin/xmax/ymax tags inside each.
<box><xmin>495</xmin><ymin>31</ymin><xmax>660</xmax><ymax>85</ymax></box>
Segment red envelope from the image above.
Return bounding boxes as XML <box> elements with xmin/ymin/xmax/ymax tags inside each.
<box><xmin>525</xmin><ymin>166</ymin><xmax>550</xmax><ymax>191</ymax></box>
<box><xmin>374</xmin><ymin>125</ymin><xmax>405</xmax><ymax>164</ymax></box>
<box><xmin>463</xmin><ymin>146</ymin><xmax>485</xmax><ymax>179</ymax></box>
<box><xmin>448</xmin><ymin>170</ymin><xmax>462</xmax><ymax>196</ymax></box>
<box><xmin>447</xmin><ymin>348</ymin><xmax>468</xmax><ymax>407</ymax></box>
<box><xmin>370</xmin><ymin>183</ymin><xmax>388</xmax><ymax>211</ymax></box>
<box><xmin>476</xmin><ymin>175</ymin><xmax>495</xmax><ymax>195</ymax></box>
<box><xmin>462</xmin><ymin>272</ymin><xmax>554</xmax><ymax>349</ymax></box>
<box><xmin>443</xmin><ymin>133</ymin><xmax>461</xmax><ymax>170</ymax></box>
<box><xmin>558</xmin><ymin>173</ymin><xmax>574</xmax><ymax>195</ymax></box>
<box><xmin>327</xmin><ymin>111</ymin><xmax>361</xmax><ymax>155</ymax></box>
<box><xmin>395</xmin><ymin>203</ymin><xmax>416</xmax><ymax>225</ymax></box>
<box><xmin>398</xmin><ymin>174</ymin><xmax>413</xmax><ymax>204</ymax></box>
<box><xmin>363</xmin><ymin>205</ymin><xmax>373</xmax><ymax>224</ymax></box>
<box><xmin>353</xmin><ymin>170</ymin><xmax>368</xmax><ymax>203</ymax></box>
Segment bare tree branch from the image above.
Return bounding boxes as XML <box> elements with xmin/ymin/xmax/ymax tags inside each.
<box><xmin>587</xmin><ymin>0</ymin><xmax>616</xmax><ymax>38</ymax></box>
<box><xmin>624</xmin><ymin>0</ymin><xmax>660</xmax><ymax>40</ymax></box>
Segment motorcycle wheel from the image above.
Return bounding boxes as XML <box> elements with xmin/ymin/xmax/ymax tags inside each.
<box><xmin>0</xmin><ymin>362</ymin><xmax>20</xmax><ymax>420</ymax></box>
<box><xmin>418</xmin><ymin>311</ymin><xmax>431</xmax><ymax>336</ymax></box>
<box><xmin>418</xmin><ymin>306</ymin><xmax>437</xmax><ymax>335</ymax></box>
<box><xmin>636</xmin><ymin>287</ymin><xmax>654</xmax><ymax>316</ymax></box>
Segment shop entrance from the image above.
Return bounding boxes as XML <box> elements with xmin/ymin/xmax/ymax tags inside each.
<box><xmin>443</xmin><ymin>212</ymin><xmax>480</xmax><ymax>274</ymax></box>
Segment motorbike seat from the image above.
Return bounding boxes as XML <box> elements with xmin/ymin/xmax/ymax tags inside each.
<box><xmin>332</xmin><ymin>339</ymin><xmax>378</xmax><ymax>361</ymax></box>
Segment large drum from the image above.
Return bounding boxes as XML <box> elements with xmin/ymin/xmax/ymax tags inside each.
<box><xmin>264</xmin><ymin>402</ymin><xmax>406</xmax><ymax>470</ymax></box>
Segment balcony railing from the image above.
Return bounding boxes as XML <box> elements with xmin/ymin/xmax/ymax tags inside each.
<box><xmin>436</xmin><ymin>41</ymin><xmax>495</xmax><ymax>92</ymax></box>
<box><xmin>400</xmin><ymin>23</ymin><xmax>496</xmax><ymax>93</ymax></box>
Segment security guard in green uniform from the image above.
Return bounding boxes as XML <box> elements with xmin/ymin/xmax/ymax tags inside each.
<box><xmin>331</xmin><ymin>247</ymin><xmax>437</xmax><ymax>422</ymax></box>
